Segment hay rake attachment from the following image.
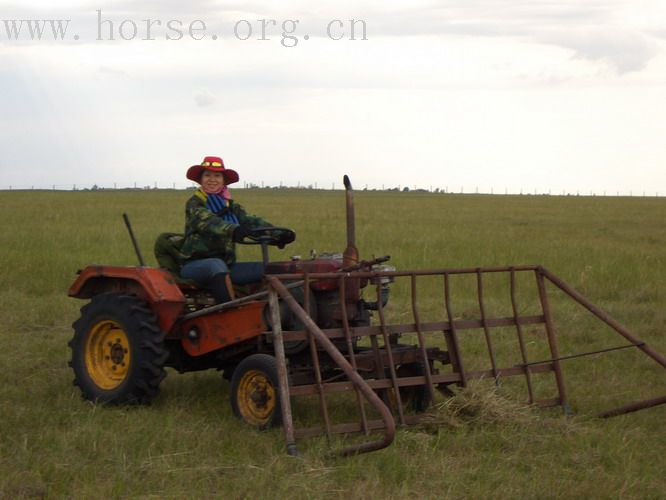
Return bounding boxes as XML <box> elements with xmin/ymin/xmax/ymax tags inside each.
<box><xmin>265</xmin><ymin>265</ymin><xmax>666</xmax><ymax>457</ymax></box>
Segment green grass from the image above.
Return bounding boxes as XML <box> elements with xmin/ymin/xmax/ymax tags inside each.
<box><xmin>0</xmin><ymin>189</ymin><xmax>664</xmax><ymax>498</ymax></box>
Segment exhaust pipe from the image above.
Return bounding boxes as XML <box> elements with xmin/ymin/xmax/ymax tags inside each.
<box><xmin>342</xmin><ymin>175</ymin><xmax>360</xmax><ymax>304</ymax></box>
<box><xmin>342</xmin><ymin>175</ymin><xmax>359</xmax><ymax>268</ymax></box>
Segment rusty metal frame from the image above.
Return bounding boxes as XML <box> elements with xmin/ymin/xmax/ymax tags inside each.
<box><xmin>261</xmin><ymin>264</ymin><xmax>665</xmax><ymax>456</ymax></box>
<box><xmin>268</xmin><ymin>277</ymin><xmax>396</xmax><ymax>456</ymax></box>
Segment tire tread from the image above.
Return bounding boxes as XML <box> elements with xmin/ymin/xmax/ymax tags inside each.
<box><xmin>68</xmin><ymin>292</ymin><xmax>168</xmax><ymax>405</ymax></box>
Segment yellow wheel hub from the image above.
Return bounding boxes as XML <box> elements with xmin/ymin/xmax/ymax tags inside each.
<box><xmin>85</xmin><ymin>320</ymin><xmax>131</xmax><ymax>390</ymax></box>
<box><xmin>237</xmin><ymin>369</ymin><xmax>276</xmax><ymax>426</ymax></box>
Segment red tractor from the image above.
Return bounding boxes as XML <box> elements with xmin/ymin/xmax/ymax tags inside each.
<box><xmin>70</xmin><ymin>176</ymin><xmax>666</xmax><ymax>456</ymax></box>
<box><xmin>68</xmin><ymin>176</ymin><xmax>398</xmax><ymax>429</ymax></box>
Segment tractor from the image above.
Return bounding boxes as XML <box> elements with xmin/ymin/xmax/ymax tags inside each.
<box><xmin>68</xmin><ymin>176</ymin><xmax>666</xmax><ymax>456</ymax></box>
<box><xmin>68</xmin><ymin>176</ymin><xmax>403</xmax><ymax>430</ymax></box>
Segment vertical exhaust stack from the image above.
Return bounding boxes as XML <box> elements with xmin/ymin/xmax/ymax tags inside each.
<box><xmin>342</xmin><ymin>175</ymin><xmax>359</xmax><ymax>268</ymax></box>
<box><xmin>342</xmin><ymin>175</ymin><xmax>361</xmax><ymax>305</ymax></box>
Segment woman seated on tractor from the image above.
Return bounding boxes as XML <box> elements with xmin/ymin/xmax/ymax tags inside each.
<box><xmin>178</xmin><ymin>155</ymin><xmax>294</xmax><ymax>303</ymax></box>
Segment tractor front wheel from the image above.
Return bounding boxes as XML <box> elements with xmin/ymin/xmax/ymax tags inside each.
<box><xmin>385</xmin><ymin>362</ymin><xmax>432</xmax><ymax>414</ymax></box>
<box><xmin>69</xmin><ymin>293</ymin><xmax>168</xmax><ymax>405</ymax></box>
<box><xmin>230</xmin><ymin>354</ymin><xmax>282</xmax><ymax>429</ymax></box>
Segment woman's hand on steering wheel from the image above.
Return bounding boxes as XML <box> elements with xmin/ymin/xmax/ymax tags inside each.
<box><xmin>234</xmin><ymin>226</ymin><xmax>296</xmax><ymax>248</ymax></box>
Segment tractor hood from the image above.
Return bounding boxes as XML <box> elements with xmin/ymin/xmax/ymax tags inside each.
<box><xmin>265</xmin><ymin>255</ymin><xmax>344</xmax><ymax>291</ymax></box>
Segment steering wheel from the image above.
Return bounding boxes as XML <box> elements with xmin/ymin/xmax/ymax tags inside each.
<box><xmin>237</xmin><ymin>226</ymin><xmax>295</xmax><ymax>247</ymax></box>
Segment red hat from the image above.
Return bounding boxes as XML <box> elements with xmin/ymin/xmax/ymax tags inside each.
<box><xmin>186</xmin><ymin>156</ymin><xmax>239</xmax><ymax>185</ymax></box>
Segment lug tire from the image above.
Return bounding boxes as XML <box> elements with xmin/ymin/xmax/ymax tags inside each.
<box><xmin>69</xmin><ymin>293</ymin><xmax>168</xmax><ymax>405</ymax></box>
<box><xmin>230</xmin><ymin>354</ymin><xmax>282</xmax><ymax>429</ymax></box>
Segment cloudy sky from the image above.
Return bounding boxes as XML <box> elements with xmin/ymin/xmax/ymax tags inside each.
<box><xmin>1</xmin><ymin>0</ymin><xmax>665</xmax><ymax>194</ymax></box>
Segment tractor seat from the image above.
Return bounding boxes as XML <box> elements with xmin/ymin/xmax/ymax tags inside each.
<box><xmin>153</xmin><ymin>232</ymin><xmax>196</xmax><ymax>285</ymax></box>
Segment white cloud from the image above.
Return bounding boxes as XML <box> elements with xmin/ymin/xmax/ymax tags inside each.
<box><xmin>193</xmin><ymin>87</ymin><xmax>217</xmax><ymax>107</ymax></box>
<box><xmin>537</xmin><ymin>29</ymin><xmax>657</xmax><ymax>74</ymax></box>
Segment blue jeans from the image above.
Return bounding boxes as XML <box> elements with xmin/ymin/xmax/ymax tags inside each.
<box><xmin>180</xmin><ymin>258</ymin><xmax>265</xmax><ymax>286</ymax></box>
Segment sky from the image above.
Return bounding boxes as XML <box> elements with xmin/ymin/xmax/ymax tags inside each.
<box><xmin>1</xmin><ymin>0</ymin><xmax>665</xmax><ymax>194</ymax></box>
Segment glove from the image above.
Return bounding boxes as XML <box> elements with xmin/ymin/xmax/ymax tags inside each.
<box><xmin>232</xmin><ymin>224</ymin><xmax>251</xmax><ymax>243</ymax></box>
<box><xmin>277</xmin><ymin>229</ymin><xmax>296</xmax><ymax>249</ymax></box>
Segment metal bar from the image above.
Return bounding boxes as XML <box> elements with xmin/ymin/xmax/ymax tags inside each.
<box><xmin>187</xmin><ymin>267</ymin><xmax>541</xmax><ymax>321</ymax></box>
<box><xmin>463</xmin><ymin>365</ymin><xmax>555</xmax><ymax>379</ymax></box>
<box><xmin>270</xmin><ymin>264</ymin><xmax>540</xmax><ymax>281</ymax></box>
<box><xmin>182</xmin><ymin>280</ymin><xmax>305</xmax><ymax>320</ymax></box>
<box><xmin>535</xmin><ymin>270</ymin><xmax>570</xmax><ymax>414</ymax></box>
<box><xmin>295</xmin><ymin>416</ymin><xmax>422</xmax><ymax>439</ymax></box>
<box><xmin>289</xmin><ymin>364</ymin><xmax>557</xmax><ymax>397</ymax></box>
<box><xmin>267</xmin><ymin>277</ymin><xmax>395</xmax><ymax>457</ymax></box>
<box><xmin>410</xmin><ymin>275</ymin><xmax>437</xmax><ymax>406</ymax></box>
<box><xmin>342</xmin><ymin>176</ymin><xmax>360</xmax><ymax>293</ymax></box>
<box><xmin>540</xmin><ymin>266</ymin><xmax>666</xmax><ymax>368</ymax></box>
<box><xmin>534</xmin><ymin>398</ymin><xmax>562</xmax><ymax>408</ymax></box>
<box><xmin>184</xmin><ymin>266</ymin><xmax>540</xmax><ymax>320</ymax></box>
<box><xmin>365</xmin><ymin>282</ymin><xmax>388</xmax><ymax>400</ymax></box>
<box><xmin>122</xmin><ymin>213</ymin><xmax>145</xmax><ymax>267</ymax></box>
<box><xmin>267</xmin><ymin>287</ymin><xmax>298</xmax><ymax>456</ymax></box>
<box><xmin>369</xmin><ymin>328</ymin><xmax>386</xmax><ymax>391</ymax></box>
<box><xmin>260</xmin><ymin>242</ymin><xmax>270</xmax><ymax>267</ymax></box>
<box><xmin>600</xmin><ymin>396</ymin><xmax>666</xmax><ymax>418</ymax></box>
<box><xmin>343</xmin><ymin>174</ymin><xmax>356</xmax><ymax>251</ymax></box>
<box><xmin>303</xmin><ymin>273</ymin><xmax>310</xmax><ymax>316</ymax></box>
<box><xmin>339</xmin><ymin>275</ymin><xmax>370</xmax><ymax>435</ymax></box>
<box><xmin>517</xmin><ymin>343</ymin><xmax>646</xmax><ymax>367</ymax></box>
<box><xmin>376</xmin><ymin>282</ymin><xmax>406</xmax><ymax>425</ymax></box>
<box><xmin>477</xmin><ymin>270</ymin><xmax>499</xmax><ymax>384</ymax></box>
<box><xmin>279</xmin><ymin>315</ymin><xmax>546</xmax><ymax>342</ymax></box>
<box><xmin>340</xmin><ymin>255</ymin><xmax>391</xmax><ymax>273</ymax></box>
<box><xmin>304</xmin><ymin>273</ymin><xmax>332</xmax><ymax>438</ymax></box>
<box><xmin>444</xmin><ymin>272</ymin><xmax>467</xmax><ymax>387</ymax></box>
<box><xmin>510</xmin><ymin>268</ymin><xmax>535</xmax><ymax>404</ymax></box>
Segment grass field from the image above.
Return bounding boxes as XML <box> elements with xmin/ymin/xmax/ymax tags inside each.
<box><xmin>0</xmin><ymin>188</ymin><xmax>664</xmax><ymax>498</ymax></box>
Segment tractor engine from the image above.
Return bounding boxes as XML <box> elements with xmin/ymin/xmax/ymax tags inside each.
<box><xmin>264</xmin><ymin>253</ymin><xmax>394</xmax><ymax>330</ymax></box>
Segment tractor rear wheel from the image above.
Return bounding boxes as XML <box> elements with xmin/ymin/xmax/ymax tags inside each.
<box><xmin>230</xmin><ymin>354</ymin><xmax>282</xmax><ymax>429</ymax></box>
<box><xmin>69</xmin><ymin>293</ymin><xmax>168</xmax><ymax>405</ymax></box>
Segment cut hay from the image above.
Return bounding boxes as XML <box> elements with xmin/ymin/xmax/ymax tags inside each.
<box><xmin>418</xmin><ymin>381</ymin><xmax>538</xmax><ymax>432</ymax></box>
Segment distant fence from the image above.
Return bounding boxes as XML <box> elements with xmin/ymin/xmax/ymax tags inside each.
<box><xmin>0</xmin><ymin>182</ymin><xmax>662</xmax><ymax>198</ymax></box>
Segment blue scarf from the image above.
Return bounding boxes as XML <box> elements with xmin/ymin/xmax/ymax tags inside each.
<box><xmin>206</xmin><ymin>193</ymin><xmax>239</xmax><ymax>224</ymax></box>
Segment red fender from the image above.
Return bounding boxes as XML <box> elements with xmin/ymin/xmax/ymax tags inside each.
<box><xmin>180</xmin><ymin>301</ymin><xmax>267</xmax><ymax>356</ymax></box>
<box><xmin>68</xmin><ymin>265</ymin><xmax>186</xmax><ymax>333</ymax></box>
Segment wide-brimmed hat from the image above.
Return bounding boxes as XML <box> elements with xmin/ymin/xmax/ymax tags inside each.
<box><xmin>186</xmin><ymin>156</ymin><xmax>239</xmax><ymax>185</ymax></box>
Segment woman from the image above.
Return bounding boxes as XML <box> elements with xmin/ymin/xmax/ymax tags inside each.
<box><xmin>179</xmin><ymin>156</ymin><xmax>293</xmax><ymax>303</ymax></box>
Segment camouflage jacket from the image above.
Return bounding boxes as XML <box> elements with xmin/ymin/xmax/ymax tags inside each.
<box><xmin>179</xmin><ymin>189</ymin><xmax>271</xmax><ymax>266</ymax></box>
